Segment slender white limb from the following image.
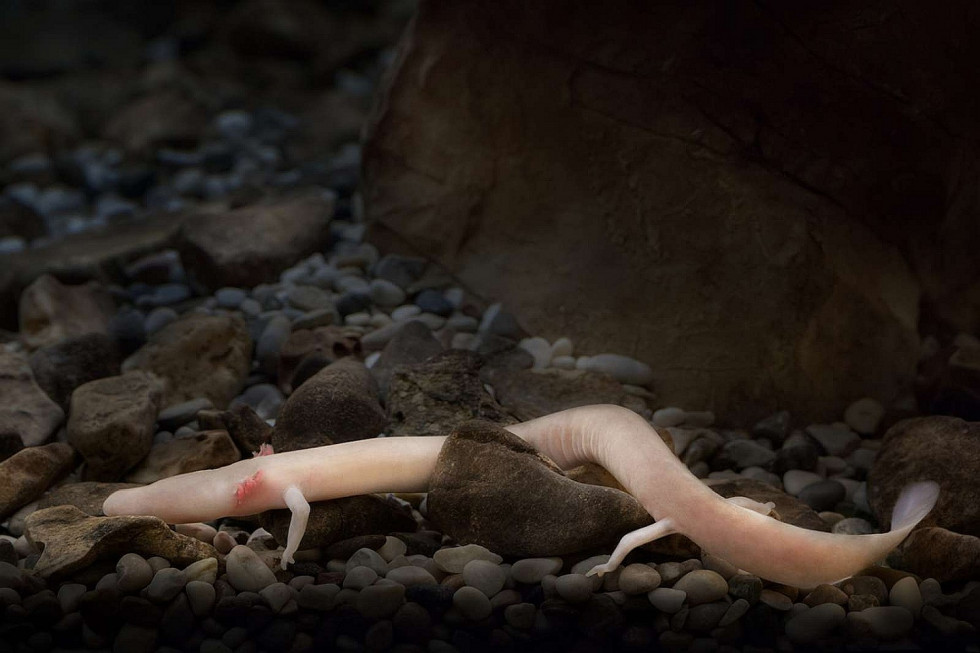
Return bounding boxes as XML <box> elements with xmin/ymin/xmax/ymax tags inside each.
<box><xmin>586</xmin><ymin>518</ymin><xmax>676</xmax><ymax>577</ymax></box>
<box><xmin>281</xmin><ymin>485</ymin><xmax>310</xmax><ymax>569</ymax></box>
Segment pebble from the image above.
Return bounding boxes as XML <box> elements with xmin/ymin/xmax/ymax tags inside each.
<box><xmin>805</xmin><ymin>423</ymin><xmax>860</xmax><ymax>457</ymax></box>
<box><xmin>504</xmin><ymin>602</ymin><xmax>536</xmax><ymax>630</ymax></box>
<box><xmin>719</xmin><ymin>598</ymin><xmax>750</xmax><ymax>626</ymax></box>
<box><xmin>225</xmin><ymin>545</ymin><xmax>277</xmax><ymax>592</ymax></box>
<box><xmin>518</xmin><ymin>337</ymin><xmax>552</xmax><ymax>368</ymax></box>
<box><xmin>554</xmin><ymin>574</ymin><xmax>594</xmax><ymax>603</ymax></box>
<box><xmin>157</xmin><ymin>398</ymin><xmax>213</xmax><ymax>430</ymax></box>
<box><xmin>286</xmin><ymin>285</ymin><xmax>332</xmax><ymax>311</ymax></box>
<box><xmin>759</xmin><ymin>588</ymin><xmax>793</xmax><ymax>611</ymax></box>
<box><xmin>648</xmin><ymin>587</ymin><xmax>687</xmax><ymax>613</ymax></box>
<box><xmin>256</xmin><ymin>315</ymin><xmax>292</xmax><ymax>375</ymax></box>
<box><xmin>144</xmin><ymin>567</ymin><xmax>187</xmax><ymax>602</ymax></box>
<box><xmin>672</xmin><ymin>570</ymin><xmax>728</xmax><ymax>606</ymax></box>
<box><xmin>385</xmin><ymin>566</ymin><xmax>437</xmax><ymax>587</ymax></box>
<box><xmin>183</xmin><ymin>558</ymin><xmax>218</xmax><ymax>584</ymax></box>
<box><xmin>343</xmin><ymin>566</ymin><xmax>379</xmax><ymax>590</ymax></box>
<box><xmin>57</xmin><ymin>583</ymin><xmax>86</xmax><ymax>613</ymax></box>
<box><xmin>797</xmin><ymin>479</ymin><xmax>846</xmax><ymax>511</ymax></box>
<box><xmin>377</xmin><ymin>535</ymin><xmax>408</xmax><ymax>562</ymax></box>
<box><xmin>785</xmin><ymin>603</ymin><xmax>846</xmax><ymax>644</ymax></box>
<box><xmin>433</xmin><ymin>544</ymin><xmax>502</xmax><ymax>573</ymax></box>
<box><xmin>783</xmin><ymin>469</ymin><xmax>823</xmax><ymax>496</ymax></box>
<box><xmin>804</xmin><ymin>583</ymin><xmax>849</xmax><ymax>607</ymax></box>
<box><xmin>214</xmin><ymin>287</ymin><xmax>248</xmax><ymax>310</ymax></box>
<box><xmin>510</xmin><ymin>558</ymin><xmax>563</xmax><ymax>584</ymax></box>
<box><xmin>357</xmin><ymin>583</ymin><xmax>405</xmax><ymax>619</ymax></box>
<box><xmin>297</xmin><ymin>583</ymin><xmax>340</xmax><ymax>611</ymax></box>
<box><xmin>186</xmin><ymin>580</ymin><xmax>216</xmax><ymax>617</ymax></box>
<box><xmin>652</xmin><ymin>407</ymin><xmax>687</xmax><ymax>427</ymax></box>
<box><xmin>847</xmin><ymin>605</ymin><xmax>914</xmax><ymax>640</ymax></box>
<box><xmin>453</xmin><ymin>586</ymin><xmax>492</xmax><ymax>620</ymax></box>
<box><xmin>551</xmin><ymin>355</ymin><xmax>576</xmax><ymax>369</ymax></box>
<box><xmin>550</xmin><ymin>337</ymin><xmax>573</xmax><ymax>358</ymax></box>
<box><xmin>888</xmin><ymin>576</ymin><xmax>923</xmax><ymax>618</ymax></box>
<box><xmin>391</xmin><ymin>304</ymin><xmax>422</xmax><ymax>321</ymax></box>
<box><xmin>259</xmin><ymin>582</ymin><xmax>295</xmax><ymax>613</ymax></box>
<box><xmin>723</xmin><ymin>439</ymin><xmax>776</xmax><ymax>469</ymax></box>
<box><xmin>618</xmin><ymin>564</ymin><xmax>661</xmax><ymax>594</ymax></box>
<box><xmin>145</xmin><ymin>306</ymin><xmax>179</xmax><ymax>335</ymax></box>
<box><xmin>346</xmin><ymin>548</ymin><xmax>389</xmax><ymax>576</ymax></box>
<box><xmin>843</xmin><ymin>397</ymin><xmax>885</xmax><ymax>435</ymax></box>
<box><xmin>369</xmin><ymin>279</ymin><xmax>406</xmax><ymax>307</ymax></box>
<box><xmin>116</xmin><ymin>553</ymin><xmax>154</xmax><ymax>593</ymax></box>
<box><xmin>414</xmin><ymin>289</ymin><xmax>454</xmax><ymax>317</ymax></box>
<box><xmin>462</xmin><ymin>560</ymin><xmax>507</xmax><ymax>598</ymax></box>
<box><xmin>832</xmin><ymin>517</ymin><xmax>876</xmax><ymax>535</ymax></box>
<box><xmin>578</xmin><ymin>353</ymin><xmax>654</xmax><ymax>385</ymax></box>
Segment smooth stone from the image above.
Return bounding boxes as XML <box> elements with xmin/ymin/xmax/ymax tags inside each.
<box><xmin>888</xmin><ymin>576</ymin><xmax>923</xmax><ymax>617</ymax></box>
<box><xmin>186</xmin><ymin>580</ymin><xmax>216</xmax><ymax>617</ymax></box>
<box><xmin>433</xmin><ymin>544</ymin><xmax>503</xmax><ymax>574</ymax></box>
<box><xmin>346</xmin><ymin>548</ymin><xmax>388</xmax><ymax>576</ymax></box>
<box><xmin>803</xmin><ymin>584</ymin><xmax>849</xmax><ymax>607</ymax></box>
<box><xmin>414</xmin><ymin>289</ymin><xmax>454</xmax><ymax>317</ymax></box>
<box><xmin>579</xmin><ymin>353</ymin><xmax>654</xmax><ymax>385</ymax></box>
<box><xmin>844</xmin><ymin>397</ymin><xmax>885</xmax><ymax>435</ymax></box>
<box><xmin>256</xmin><ymin>314</ymin><xmax>292</xmax><ymax>376</ymax></box>
<box><xmin>759</xmin><ymin>589</ymin><xmax>793</xmax><ymax>611</ymax></box>
<box><xmin>357</xmin><ymin>583</ymin><xmax>405</xmax><ymax>619</ymax></box>
<box><xmin>157</xmin><ymin>398</ymin><xmax>213</xmax><ymax>430</ymax></box>
<box><xmin>374</xmin><ymin>255</ymin><xmax>427</xmax><ymax>289</ymax></box>
<box><xmin>480</xmin><ymin>365</ymin><xmax>626</xmax><ymax>423</ymax></box>
<box><xmin>369</xmin><ymin>279</ymin><xmax>406</xmax><ymax>308</ymax></box>
<box><xmin>0</xmin><ymin>351</ymin><xmax>64</xmax><ymax>447</ymax></box>
<box><xmin>783</xmin><ymin>469</ymin><xmax>824</xmax><ymax>496</ymax></box>
<box><xmin>390</xmin><ymin>304</ymin><xmax>422</xmax><ymax>321</ymax></box>
<box><xmin>517</xmin><ymin>337</ymin><xmax>552</xmax><ymax>368</ymax></box>
<box><xmin>672</xmin><ymin>570</ymin><xmax>728</xmax><ymax>606</ymax></box>
<box><xmin>144</xmin><ymin>307</ymin><xmax>178</xmax><ymax>335</ymax></box>
<box><xmin>719</xmin><ymin>598</ymin><xmax>750</xmax><ymax>626</ymax></box>
<box><xmin>723</xmin><ymin>439</ymin><xmax>777</xmax><ymax>469</ymax></box>
<box><xmin>385</xmin><ymin>566</ymin><xmax>437</xmax><ymax>587</ymax></box>
<box><xmin>504</xmin><ymin>602</ymin><xmax>536</xmax><ymax>630</ymax></box>
<box><xmin>832</xmin><ymin>517</ymin><xmax>876</xmax><ymax>535</ymax></box>
<box><xmin>554</xmin><ymin>574</ymin><xmax>593</xmax><ymax>603</ymax></box>
<box><xmin>343</xmin><ymin>566</ymin><xmax>378</xmax><ymax>590</ymax></box>
<box><xmin>145</xmin><ymin>567</ymin><xmax>187</xmax><ymax>602</ymax></box>
<box><xmin>125</xmin><ymin>429</ymin><xmax>240</xmax><ymax>484</ymax></box>
<box><xmin>225</xmin><ymin>545</ymin><xmax>277</xmax><ymax>592</ymax></box>
<box><xmin>652</xmin><ymin>407</ymin><xmax>687</xmax><ymax>427</ymax></box>
<box><xmin>57</xmin><ymin>583</ymin><xmax>86</xmax><ymax>613</ymax></box>
<box><xmin>453</xmin><ymin>585</ymin><xmax>492</xmax><ymax>620</ymax></box>
<box><xmin>618</xmin><ymin>564</ymin><xmax>662</xmax><ymax>595</ymax></box>
<box><xmin>462</xmin><ymin>560</ymin><xmax>507</xmax><ymax>598</ymax></box>
<box><xmin>0</xmin><ymin>443</ymin><xmax>74</xmax><ymax>521</ymax></box>
<box><xmin>510</xmin><ymin>558</ymin><xmax>563</xmax><ymax>584</ymax></box>
<box><xmin>182</xmin><ymin>557</ymin><xmax>218</xmax><ymax>584</ymax></box>
<box><xmin>805</xmin><ymin>423</ymin><xmax>861</xmax><ymax>457</ymax></box>
<box><xmin>297</xmin><ymin>583</ymin><xmax>340</xmax><ymax>611</ymax></box>
<box><xmin>259</xmin><ymin>582</ymin><xmax>294</xmax><ymax>613</ymax></box>
<box><xmin>685</xmin><ymin>601</ymin><xmax>729</xmax><ymax>631</ymax></box>
<box><xmin>648</xmin><ymin>587</ymin><xmax>687</xmax><ymax>613</ymax></box>
<box><xmin>214</xmin><ymin>287</ymin><xmax>248</xmax><ymax>309</ymax></box>
<box><xmin>116</xmin><ymin>553</ymin><xmax>154</xmax><ymax>593</ymax></box>
<box><xmin>797</xmin><ymin>479</ymin><xmax>846</xmax><ymax>511</ymax></box>
<box><xmin>377</xmin><ymin>536</ymin><xmax>408</xmax><ymax>562</ymax></box>
<box><xmin>847</xmin><ymin>605</ymin><xmax>914</xmax><ymax>640</ymax></box>
<box><xmin>286</xmin><ymin>285</ymin><xmax>332</xmax><ymax>311</ymax></box>
<box><xmin>785</xmin><ymin>603</ymin><xmax>846</xmax><ymax>644</ymax></box>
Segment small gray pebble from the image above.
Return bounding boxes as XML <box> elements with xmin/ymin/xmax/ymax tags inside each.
<box><xmin>346</xmin><ymin>548</ymin><xmax>388</xmax><ymax>576</ymax></box>
<box><xmin>185</xmin><ymin>580</ymin><xmax>216</xmax><ymax>617</ymax></box>
<box><xmin>116</xmin><ymin>553</ymin><xmax>154</xmax><ymax>593</ymax></box>
<box><xmin>144</xmin><ymin>567</ymin><xmax>187</xmax><ymax>602</ymax></box>
<box><xmin>343</xmin><ymin>566</ymin><xmax>378</xmax><ymax>590</ymax></box>
<box><xmin>554</xmin><ymin>574</ymin><xmax>593</xmax><ymax>603</ymax></box>
<box><xmin>357</xmin><ymin>583</ymin><xmax>405</xmax><ymax>619</ymax></box>
<box><xmin>453</xmin><ymin>586</ymin><xmax>492</xmax><ymax>620</ymax></box>
<box><xmin>462</xmin><ymin>560</ymin><xmax>506</xmax><ymax>598</ymax></box>
<box><xmin>510</xmin><ymin>558</ymin><xmax>563</xmax><ymax>584</ymax></box>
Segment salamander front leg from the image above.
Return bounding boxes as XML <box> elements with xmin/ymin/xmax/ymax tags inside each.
<box><xmin>586</xmin><ymin>517</ymin><xmax>677</xmax><ymax>577</ymax></box>
<box><xmin>280</xmin><ymin>485</ymin><xmax>310</xmax><ymax>569</ymax></box>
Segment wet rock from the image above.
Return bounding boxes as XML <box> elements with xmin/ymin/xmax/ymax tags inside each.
<box><xmin>67</xmin><ymin>371</ymin><xmax>163</xmax><ymax>481</ymax></box>
<box><xmin>19</xmin><ymin>275</ymin><xmax>114</xmax><ymax>350</ymax></box>
<box><xmin>0</xmin><ymin>442</ymin><xmax>74</xmax><ymax>520</ymax></box>
<box><xmin>37</xmin><ymin>482</ymin><xmax>140</xmax><ymax>516</ymax></box>
<box><xmin>898</xmin><ymin>527</ymin><xmax>980</xmax><ymax>582</ymax></box>
<box><xmin>125</xmin><ymin>430</ymin><xmax>240</xmax><ymax>484</ymax></box>
<box><xmin>197</xmin><ymin>405</ymin><xmax>272</xmax><ymax>457</ymax></box>
<box><xmin>276</xmin><ymin>326</ymin><xmax>361</xmax><ymax>394</ymax></box>
<box><xmin>481</xmin><ymin>366</ymin><xmax>626</xmax><ymax>422</ymax></box>
<box><xmin>177</xmin><ymin>193</ymin><xmax>334</xmax><ymax>291</ymax></box>
<box><xmin>0</xmin><ymin>350</ymin><xmax>64</xmax><ymax>446</ymax></box>
<box><xmin>29</xmin><ymin>333</ymin><xmax>121</xmax><ymax>410</ymax></box>
<box><xmin>370</xmin><ymin>320</ymin><xmax>443</xmax><ymax>396</ymax></box>
<box><xmin>24</xmin><ymin>505</ymin><xmax>217</xmax><ymax>580</ymax></box>
<box><xmin>427</xmin><ymin>420</ymin><xmax>653</xmax><ymax>556</ymax></box>
<box><xmin>122</xmin><ymin>313</ymin><xmax>252</xmax><ymax>409</ymax></box>
<box><xmin>868</xmin><ymin>416</ymin><xmax>980</xmax><ymax>536</ymax></box>
<box><xmin>386</xmin><ymin>350</ymin><xmax>516</xmax><ymax>437</ymax></box>
<box><xmin>273</xmin><ymin>357</ymin><xmax>384</xmax><ymax>451</ymax></box>
<box><xmin>260</xmin><ymin>495</ymin><xmax>416</xmax><ymax>552</ymax></box>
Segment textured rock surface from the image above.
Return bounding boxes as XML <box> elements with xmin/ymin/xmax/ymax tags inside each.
<box><xmin>18</xmin><ymin>275</ymin><xmax>115</xmax><ymax>350</ymax></box>
<box><xmin>260</xmin><ymin>495</ymin><xmax>417</xmax><ymax>551</ymax></box>
<box><xmin>359</xmin><ymin>0</ymin><xmax>980</xmax><ymax>423</ymax></box>
<box><xmin>867</xmin><ymin>416</ymin><xmax>980</xmax><ymax>536</ymax></box>
<box><xmin>898</xmin><ymin>527</ymin><xmax>980</xmax><ymax>583</ymax></box>
<box><xmin>197</xmin><ymin>405</ymin><xmax>272</xmax><ymax>457</ymax></box>
<box><xmin>427</xmin><ymin>420</ymin><xmax>653</xmax><ymax>556</ymax></box>
<box><xmin>37</xmin><ymin>481</ymin><xmax>141</xmax><ymax>516</ymax></box>
<box><xmin>386</xmin><ymin>349</ymin><xmax>516</xmax><ymax>437</ymax></box>
<box><xmin>67</xmin><ymin>371</ymin><xmax>163</xmax><ymax>482</ymax></box>
<box><xmin>122</xmin><ymin>313</ymin><xmax>252</xmax><ymax>409</ymax></box>
<box><xmin>370</xmin><ymin>320</ymin><xmax>443</xmax><ymax>397</ymax></box>
<box><xmin>29</xmin><ymin>333</ymin><xmax>121</xmax><ymax>410</ymax></box>
<box><xmin>125</xmin><ymin>430</ymin><xmax>241</xmax><ymax>484</ymax></box>
<box><xmin>483</xmin><ymin>366</ymin><xmax>627</xmax><ymax>422</ymax></box>
<box><xmin>0</xmin><ymin>350</ymin><xmax>64</xmax><ymax>446</ymax></box>
<box><xmin>276</xmin><ymin>326</ymin><xmax>362</xmax><ymax>394</ymax></box>
<box><xmin>176</xmin><ymin>193</ymin><xmax>335</xmax><ymax>291</ymax></box>
<box><xmin>273</xmin><ymin>357</ymin><xmax>385</xmax><ymax>451</ymax></box>
<box><xmin>24</xmin><ymin>505</ymin><xmax>217</xmax><ymax>579</ymax></box>
<box><xmin>0</xmin><ymin>442</ymin><xmax>75</xmax><ymax>520</ymax></box>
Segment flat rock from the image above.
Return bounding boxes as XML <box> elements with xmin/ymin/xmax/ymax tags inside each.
<box><xmin>67</xmin><ymin>371</ymin><xmax>163</xmax><ymax>481</ymax></box>
<box><xmin>868</xmin><ymin>416</ymin><xmax>980</xmax><ymax>536</ymax></box>
<box><xmin>177</xmin><ymin>193</ymin><xmax>334</xmax><ymax>291</ymax></box>
<box><xmin>386</xmin><ymin>350</ymin><xmax>516</xmax><ymax>437</ymax></box>
<box><xmin>370</xmin><ymin>320</ymin><xmax>443</xmax><ymax>397</ymax></box>
<box><xmin>260</xmin><ymin>495</ymin><xmax>416</xmax><ymax>552</ymax></box>
<box><xmin>18</xmin><ymin>275</ymin><xmax>114</xmax><ymax>350</ymax></box>
<box><xmin>426</xmin><ymin>420</ymin><xmax>653</xmax><ymax>556</ymax></box>
<box><xmin>273</xmin><ymin>357</ymin><xmax>385</xmax><ymax>451</ymax></box>
<box><xmin>0</xmin><ymin>442</ymin><xmax>74</xmax><ymax>520</ymax></box>
<box><xmin>897</xmin><ymin>526</ymin><xmax>980</xmax><ymax>583</ymax></box>
<box><xmin>481</xmin><ymin>366</ymin><xmax>626</xmax><ymax>422</ymax></box>
<box><xmin>24</xmin><ymin>505</ymin><xmax>217</xmax><ymax>580</ymax></box>
<box><xmin>0</xmin><ymin>350</ymin><xmax>64</xmax><ymax>446</ymax></box>
<box><xmin>29</xmin><ymin>333</ymin><xmax>121</xmax><ymax>410</ymax></box>
<box><xmin>37</xmin><ymin>481</ymin><xmax>141</xmax><ymax>515</ymax></box>
<box><xmin>125</xmin><ymin>430</ymin><xmax>240</xmax><ymax>484</ymax></box>
<box><xmin>122</xmin><ymin>313</ymin><xmax>252</xmax><ymax>409</ymax></box>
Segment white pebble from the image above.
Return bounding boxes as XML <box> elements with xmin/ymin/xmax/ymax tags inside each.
<box><xmin>550</xmin><ymin>337</ymin><xmax>573</xmax><ymax>358</ymax></box>
<box><xmin>652</xmin><ymin>407</ymin><xmax>687</xmax><ymax>428</ymax></box>
<box><xmin>783</xmin><ymin>470</ymin><xmax>824</xmax><ymax>496</ymax></box>
<box><xmin>648</xmin><ymin>587</ymin><xmax>686</xmax><ymax>614</ymax></box>
<box><xmin>550</xmin><ymin>355</ymin><xmax>576</xmax><ymax>370</ymax></box>
<box><xmin>364</xmin><ymin>351</ymin><xmax>381</xmax><ymax>369</ymax></box>
<box><xmin>377</xmin><ymin>536</ymin><xmax>407</xmax><ymax>562</ymax></box>
<box><xmin>226</xmin><ymin>545</ymin><xmax>278</xmax><ymax>592</ymax></box>
<box><xmin>391</xmin><ymin>304</ymin><xmax>422</xmax><ymax>321</ymax></box>
<box><xmin>889</xmin><ymin>577</ymin><xmax>922</xmax><ymax>617</ymax></box>
<box><xmin>518</xmin><ymin>337</ymin><xmax>552</xmax><ymax>369</ymax></box>
<box><xmin>580</xmin><ymin>353</ymin><xmax>654</xmax><ymax>385</ymax></box>
<box><xmin>843</xmin><ymin>397</ymin><xmax>885</xmax><ymax>434</ymax></box>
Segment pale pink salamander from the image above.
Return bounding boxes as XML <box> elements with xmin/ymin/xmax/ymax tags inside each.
<box><xmin>103</xmin><ymin>404</ymin><xmax>939</xmax><ymax>586</ymax></box>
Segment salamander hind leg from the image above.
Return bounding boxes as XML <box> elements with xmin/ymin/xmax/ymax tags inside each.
<box><xmin>586</xmin><ymin>518</ymin><xmax>676</xmax><ymax>577</ymax></box>
<box><xmin>280</xmin><ymin>485</ymin><xmax>311</xmax><ymax>570</ymax></box>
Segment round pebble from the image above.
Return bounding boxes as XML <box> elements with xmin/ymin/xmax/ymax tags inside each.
<box><xmin>554</xmin><ymin>574</ymin><xmax>594</xmax><ymax>603</ymax></box>
<box><xmin>391</xmin><ymin>304</ymin><xmax>422</xmax><ymax>321</ymax></box>
<box><xmin>183</xmin><ymin>557</ymin><xmax>218</xmax><ymax>584</ymax></box>
<box><xmin>386</xmin><ymin>566</ymin><xmax>437</xmax><ymax>587</ymax></box>
<box><xmin>186</xmin><ymin>580</ymin><xmax>216</xmax><ymax>617</ymax></box>
<box><xmin>57</xmin><ymin>583</ymin><xmax>86</xmax><ymax>613</ymax></box>
<box><xmin>343</xmin><ymin>566</ymin><xmax>379</xmax><ymax>590</ymax></box>
<box><xmin>504</xmin><ymin>602</ymin><xmax>536</xmax><ymax>630</ymax></box>
<box><xmin>510</xmin><ymin>558</ymin><xmax>563</xmax><ymax>584</ymax></box>
<box><xmin>453</xmin><ymin>586</ymin><xmax>492</xmax><ymax>620</ymax></box>
<box><xmin>785</xmin><ymin>603</ymin><xmax>846</xmax><ymax>644</ymax></box>
<box><xmin>648</xmin><ymin>587</ymin><xmax>687</xmax><ymax>613</ymax></box>
<box><xmin>377</xmin><ymin>536</ymin><xmax>408</xmax><ymax>562</ymax></box>
<box><xmin>214</xmin><ymin>287</ymin><xmax>247</xmax><ymax>309</ymax></box>
<box><xmin>759</xmin><ymin>588</ymin><xmax>793</xmax><ymax>611</ymax></box>
<box><xmin>297</xmin><ymin>583</ymin><xmax>340</xmax><ymax>611</ymax></box>
<box><xmin>462</xmin><ymin>560</ymin><xmax>507</xmax><ymax>598</ymax></box>
<box><xmin>783</xmin><ymin>469</ymin><xmax>824</xmax><ymax>496</ymax></box>
<box><xmin>672</xmin><ymin>570</ymin><xmax>728</xmax><ymax>606</ymax></box>
<box><xmin>144</xmin><ymin>567</ymin><xmax>187</xmax><ymax>602</ymax></box>
<box><xmin>144</xmin><ymin>306</ymin><xmax>178</xmax><ymax>334</ymax></box>
<box><xmin>797</xmin><ymin>479</ymin><xmax>846</xmax><ymax>511</ymax></box>
<box><xmin>847</xmin><ymin>605</ymin><xmax>914</xmax><ymax>640</ymax></box>
<box><xmin>652</xmin><ymin>406</ymin><xmax>687</xmax><ymax>427</ymax></box>
<box><xmin>832</xmin><ymin>517</ymin><xmax>876</xmax><ymax>535</ymax></box>
<box><xmin>116</xmin><ymin>553</ymin><xmax>154</xmax><ymax>593</ymax></box>
<box><xmin>256</xmin><ymin>314</ymin><xmax>292</xmax><ymax>375</ymax></box>
<box><xmin>518</xmin><ymin>337</ymin><xmax>552</xmax><ymax>368</ymax></box>
<box><xmin>346</xmin><ymin>548</ymin><xmax>388</xmax><ymax>576</ymax></box>
<box><xmin>618</xmin><ymin>564</ymin><xmax>662</xmax><ymax>595</ymax></box>
<box><xmin>580</xmin><ymin>353</ymin><xmax>654</xmax><ymax>385</ymax></box>
<box><xmin>225</xmin><ymin>545</ymin><xmax>277</xmax><ymax>592</ymax></box>
<box><xmin>888</xmin><ymin>576</ymin><xmax>923</xmax><ymax>617</ymax></box>
<box><xmin>357</xmin><ymin>583</ymin><xmax>405</xmax><ymax>619</ymax></box>
<box><xmin>843</xmin><ymin>397</ymin><xmax>884</xmax><ymax>435</ymax></box>
<box><xmin>433</xmin><ymin>544</ymin><xmax>502</xmax><ymax>573</ymax></box>
<box><xmin>259</xmin><ymin>582</ymin><xmax>294</xmax><ymax>613</ymax></box>
<box><xmin>719</xmin><ymin>598</ymin><xmax>750</xmax><ymax>626</ymax></box>
<box><xmin>369</xmin><ymin>279</ymin><xmax>406</xmax><ymax>307</ymax></box>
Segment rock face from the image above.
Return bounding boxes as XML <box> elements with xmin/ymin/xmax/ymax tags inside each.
<box><xmin>176</xmin><ymin>193</ymin><xmax>335</xmax><ymax>291</ymax></box>
<box><xmin>67</xmin><ymin>371</ymin><xmax>163</xmax><ymax>482</ymax></box>
<box><xmin>0</xmin><ymin>350</ymin><xmax>64</xmax><ymax>447</ymax></box>
<box><xmin>18</xmin><ymin>275</ymin><xmax>115</xmax><ymax>350</ymax></box>
<box><xmin>358</xmin><ymin>0</ymin><xmax>980</xmax><ymax>423</ymax></box>
<box><xmin>29</xmin><ymin>333</ymin><xmax>121</xmax><ymax>411</ymax></box>
<box><xmin>0</xmin><ymin>442</ymin><xmax>75</xmax><ymax>520</ymax></box>
<box><xmin>122</xmin><ymin>313</ymin><xmax>252</xmax><ymax>410</ymax></box>
<box><xmin>426</xmin><ymin>420</ymin><xmax>653</xmax><ymax>556</ymax></box>
<box><xmin>125</xmin><ymin>430</ymin><xmax>241</xmax><ymax>484</ymax></box>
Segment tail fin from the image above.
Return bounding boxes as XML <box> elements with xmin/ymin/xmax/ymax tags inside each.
<box><xmin>889</xmin><ymin>481</ymin><xmax>940</xmax><ymax>532</ymax></box>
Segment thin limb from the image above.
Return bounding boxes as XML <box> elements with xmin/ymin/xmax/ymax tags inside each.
<box><xmin>280</xmin><ymin>485</ymin><xmax>310</xmax><ymax>569</ymax></box>
<box><xmin>586</xmin><ymin>517</ymin><xmax>676</xmax><ymax>577</ymax></box>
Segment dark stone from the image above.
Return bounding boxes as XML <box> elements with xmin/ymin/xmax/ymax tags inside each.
<box><xmin>335</xmin><ymin>291</ymin><xmax>372</xmax><ymax>317</ymax></box>
<box><xmin>29</xmin><ymin>333</ymin><xmax>121</xmax><ymax>410</ymax></box>
<box><xmin>481</xmin><ymin>366</ymin><xmax>626</xmax><ymax>422</ymax></box>
<box><xmin>404</xmin><ymin>585</ymin><xmax>454</xmax><ymax>616</ymax></box>
<box><xmin>196</xmin><ymin>405</ymin><xmax>272</xmax><ymax>457</ymax></box>
<box><xmin>370</xmin><ymin>320</ymin><xmax>443</xmax><ymax>397</ymax></box>
<box><xmin>414</xmin><ymin>289</ymin><xmax>454</xmax><ymax>317</ymax></box>
<box><xmin>0</xmin><ymin>432</ymin><xmax>23</xmax><ymax>463</ymax></box>
<box><xmin>898</xmin><ymin>526</ymin><xmax>980</xmax><ymax>583</ymax></box>
<box><xmin>797</xmin><ymin>479</ymin><xmax>847</xmax><ymax>512</ymax></box>
<box><xmin>704</xmin><ymin>477</ymin><xmax>830</xmax><ymax>531</ymax></box>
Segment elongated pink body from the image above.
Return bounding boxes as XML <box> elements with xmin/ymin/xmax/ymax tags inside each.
<box><xmin>104</xmin><ymin>404</ymin><xmax>938</xmax><ymax>587</ymax></box>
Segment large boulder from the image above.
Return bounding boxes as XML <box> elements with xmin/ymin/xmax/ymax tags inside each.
<box><xmin>362</xmin><ymin>0</ymin><xmax>980</xmax><ymax>423</ymax></box>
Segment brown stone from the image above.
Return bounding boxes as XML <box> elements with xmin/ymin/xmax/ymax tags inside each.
<box><xmin>867</xmin><ymin>416</ymin><xmax>980</xmax><ymax>536</ymax></box>
<box><xmin>0</xmin><ymin>350</ymin><xmax>64</xmax><ymax>447</ymax></box>
<box><xmin>385</xmin><ymin>349</ymin><xmax>516</xmax><ymax>437</ymax></box>
<box><xmin>198</xmin><ymin>405</ymin><xmax>272</xmax><ymax>457</ymax></box>
<box><xmin>29</xmin><ymin>333</ymin><xmax>121</xmax><ymax>411</ymax></box>
<box><xmin>426</xmin><ymin>420</ymin><xmax>653</xmax><ymax>556</ymax></box>
<box><xmin>18</xmin><ymin>275</ymin><xmax>115</xmax><ymax>350</ymax></box>
<box><xmin>122</xmin><ymin>313</ymin><xmax>252</xmax><ymax>409</ymax></box>
<box><xmin>277</xmin><ymin>326</ymin><xmax>362</xmax><ymax>394</ymax></box>
<box><xmin>260</xmin><ymin>495</ymin><xmax>417</xmax><ymax>551</ymax></box>
<box><xmin>24</xmin><ymin>505</ymin><xmax>217</xmax><ymax>580</ymax></box>
<box><xmin>37</xmin><ymin>481</ymin><xmax>141</xmax><ymax>516</ymax></box>
<box><xmin>482</xmin><ymin>366</ymin><xmax>627</xmax><ymax>422</ymax></box>
<box><xmin>125</xmin><ymin>430</ymin><xmax>241</xmax><ymax>484</ymax></box>
<box><xmin>103</xmin><ymin>87</ymin><xmax>207</xmax><ymax>153</ymax></box>
<box><xmin>0</xmin><ymin>442</ymin><xmax>75</xmax><ymax>520</ymax></box>
<box><xmin>176</xmin><ymin>193</ymin><xmax>334</xmax><ymax>291</ymax></box>
<box><xmin>899</xmin><ymin>526</ymin><xmax>980</xmax><ymax>583</ymax></box>
<box><xmin>0</xmin><ymin>81</ymin><xmax>78</xmax><ymax>165</ymax></box>
<box><xmin>273</xmin><ymin>357</ymin><xmax>384</xmax><ymax>451</ymax></box>
<box><xmin>361</xmin><ymin>0</ymin><xmax>974</xmax><ymax>424</ymax></box>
